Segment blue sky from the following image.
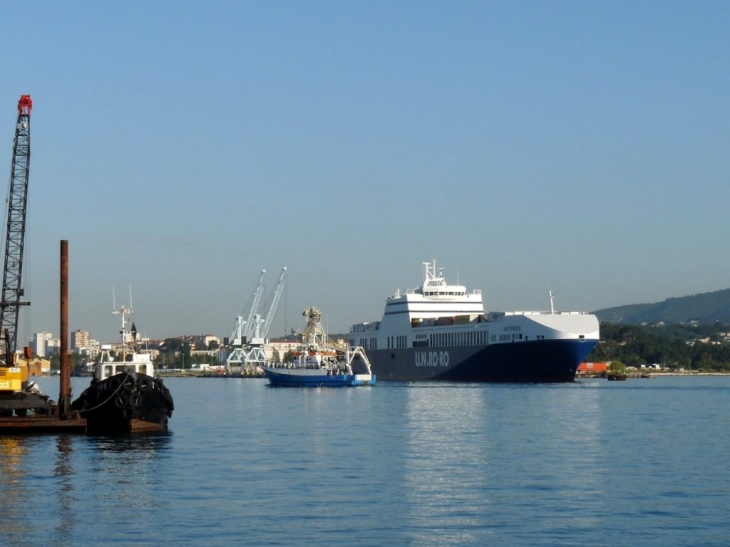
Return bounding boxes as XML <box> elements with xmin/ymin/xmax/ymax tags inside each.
<box><xmin>1</xmin><ymin>1</ymin><xmax>728</xmax><ymax>343</ymax></box>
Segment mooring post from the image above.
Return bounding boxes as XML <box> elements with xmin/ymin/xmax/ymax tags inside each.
<box><xmin>59</xmin><ymin>240</ymin><xmax>71</xmax><ymax>418</ymax></box>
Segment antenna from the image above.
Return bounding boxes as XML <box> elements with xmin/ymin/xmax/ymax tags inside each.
<box><xmin>112</xmin><ymin>285</ymin><xmax>116</xmax><ymax>313</ymax></box>
<box><xmin>129</xmin><ymin>284</ymin><xmax>133</xmax><ymax>312</ymax></box>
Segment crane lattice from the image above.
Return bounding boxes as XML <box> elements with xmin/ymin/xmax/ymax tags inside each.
<box><xmin>1</xmin><ymin>95</ymin><xmax>32</xmax><ymax>364</ymax></box>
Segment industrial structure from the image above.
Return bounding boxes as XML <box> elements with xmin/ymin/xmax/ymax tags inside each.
<box><xmin>0</xmin><ymin>95</ymin><xmax>61</xmax><ymax>418</ymax></box>
<box><xmin>227</xmin><ymin>267</ymin><xmax>287</xmax><ymax>373</ymax></box>
<box><xmin>1</xmin><ymin>95</ymin><xmax>32</xmax><ymax>363</ymax></box>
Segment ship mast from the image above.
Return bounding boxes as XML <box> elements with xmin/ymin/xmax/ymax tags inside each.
<box><xmin>112</xmin><ymin>285</ymin><xmax>134</xmax><ymax>359</ymax></box>
<box><xmin>549</xmin><ymin>289</ymin><xmax>555</xmax><ymax>314</ymax></box>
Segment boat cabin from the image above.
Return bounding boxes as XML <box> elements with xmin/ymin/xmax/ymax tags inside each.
<box><xmin>92</xmin><ymin>344</ymin><xmax>155</xmax><ymax>380</ymax></box>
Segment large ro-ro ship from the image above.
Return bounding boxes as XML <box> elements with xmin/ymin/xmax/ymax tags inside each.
<box><xmin>349</xmin><ymin>261</ymin><xmax>599</xmax><ymax>382</ymax></box>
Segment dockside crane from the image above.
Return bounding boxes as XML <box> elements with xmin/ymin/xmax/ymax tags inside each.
<box><xmin>0</xmin><ymin>95</ymin><xmax>54</xmax><ymax>415</ymax></box>
<box><xmin>228</xmin><ymin>269</ymin><xmax>265</xmax><ymax>350</ymax></box>
<box><xmin>226</xmin><ymin>267</ymin><xmax>287</xmax><ymax>372</ymax></box>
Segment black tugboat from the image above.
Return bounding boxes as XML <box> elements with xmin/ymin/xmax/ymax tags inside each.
<box><xmin>71</xmin><ymin>306</ymin><xmax>173</xmax><ymax>433</ymax></box>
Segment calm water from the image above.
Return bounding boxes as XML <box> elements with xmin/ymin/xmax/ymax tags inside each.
<box><xmin>1</xmin><ymin>375</ymin><xmax>728</xmax><ymax>546</ymax></box>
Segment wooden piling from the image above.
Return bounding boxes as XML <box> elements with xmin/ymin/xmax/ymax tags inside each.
<box><xmin>0</xmin><ymin>240</ymin><xmax>86</xmax><ymax>433</ymax></box>
<box><xmin>59</xmin><ymin>240</ymin><xmax>71</xmax><ymax>417</ymax></box>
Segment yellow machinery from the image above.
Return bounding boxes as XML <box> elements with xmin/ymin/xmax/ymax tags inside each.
<box><xmin>0</xmin><ymin>365</ymin><xmax>26</xmax><ymax>393</ymax></box>
<box><xmin>0</xmin><ymin>349</ymin><xmax>29</xmax><ymax>392</ymax></box>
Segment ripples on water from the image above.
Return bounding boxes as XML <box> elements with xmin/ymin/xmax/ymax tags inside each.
<box><xmin>0</xmin><ymin>376</ymin><xmax>727</xmax><ymax>546</ymax></box>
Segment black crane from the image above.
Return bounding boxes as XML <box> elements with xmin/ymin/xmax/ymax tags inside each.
<box><xmin>0</xmin><ymin>95</ymin><xmax>32</xmax><ymax>366</ymax></box>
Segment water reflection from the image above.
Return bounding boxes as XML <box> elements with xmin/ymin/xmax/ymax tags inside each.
<box><xmin>402</xmin><ymin>384</ymin><xmax>489</xmax><ymax>545</ymax></box>
<box><xmin>54</xmin><ymin>435</ymin><xmax>76</xmax><ymax>544</ymax></box>
<box><xmin>0</xmin><ymin>434</ymin><xmax>82</xmax><ymax>546</ymax></box>
<box><xmin>85</xmin><ymin>431</ymin><xmax>173</xmax><ymax>521</ymax></box>
<box><xmin>398</xmin><ymin>383</ymin><xmax>605</xmax><ymax>544</ymax></box>
<box><xmin>0</xmin><ymin>430</ymin><xmax>173</xmax><ymax>546</ymax></box>
<box><xmin>86</xmin><ymin>431</ymin><xmax>173</xmax><ymax>453</ymax></box>
<box><xmin>0</xmin><ymin>436</ymin><xmax>30</xmax><ymax>539</ymax></box>
<box><xmin>529</xmin><ymin>383</ymin><xmax>605</xmax><ymax>534</ymax></box>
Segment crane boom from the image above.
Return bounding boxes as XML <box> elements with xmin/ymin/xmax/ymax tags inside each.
<box><xmin>260</xmin><ymin>267</ymin><xmax>286</xmax><ymax>340</ymax></box>
<box><xmin>1</xmin><ymin>95</ymin><xmax>32</xmax><ymax>364</ymax></box>
<box><xmin>242</xmin><ymin>270</ymin><xmax>266</xmax><ymax>342</ymax></box>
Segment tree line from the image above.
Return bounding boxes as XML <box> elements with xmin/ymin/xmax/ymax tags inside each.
<box><xmin>586</xmin><ymin>322</ymin><xmax>730</xmax><ymax>372</ymax></box>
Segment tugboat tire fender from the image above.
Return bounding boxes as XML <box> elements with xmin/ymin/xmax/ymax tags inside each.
<box><xmin>122</xmin><ymin>375</ymin><xmax>136</xmax><ymax>392</ymax></box>
<box><xmin>115</xmin><ymin>394</ymin><xmax>128</xmax><ymax>408</ymax></box>
<box><xmin>129</xmin><ymin>393</ymin><xmax>142</xmax><ymax>407</ymax></box>
<box><xmin>137</xmin><ymin>377</ymin><xmax>151</xmax><ymax>391</ymax></box>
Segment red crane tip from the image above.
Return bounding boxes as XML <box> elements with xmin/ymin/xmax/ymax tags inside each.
<box><xmin>18</xmin><ymin>95</ymin><xmax>32</xmax><ymax>114</ymax></box>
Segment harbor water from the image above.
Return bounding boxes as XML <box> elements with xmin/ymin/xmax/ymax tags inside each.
<box><xmin>1</xmin><ymin>375</ymin><xmax>728</xmax><ymax>546</ymax></box>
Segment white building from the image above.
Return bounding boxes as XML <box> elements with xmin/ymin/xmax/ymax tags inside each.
<box><xmin>33</xmin><ymin>332</ymin><xmax>54</xmax><ymax>358</ymax></box>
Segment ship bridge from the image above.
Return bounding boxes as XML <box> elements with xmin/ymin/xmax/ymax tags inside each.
<box><xmin>383</xmin><ymin>261</ymin><xmax>484</xmax><ymax>322</ymax></box>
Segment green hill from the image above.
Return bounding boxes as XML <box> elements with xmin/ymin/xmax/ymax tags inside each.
<box><xmin>593</xmin><ymin>288</ymin><xmax>730</xmax><ymax>324</ymax></box>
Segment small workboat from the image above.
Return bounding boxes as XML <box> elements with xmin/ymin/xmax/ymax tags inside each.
<box><xmin>71</xmin><ymin>305</ymin><xmax>174</xmax><ymax>433</ymax></box>
<box><xmin>606</xmin><ymin>372</ymin><xmax>628</xmax><ymax>381</ymax></box>
<box><xmin>261</xmin><ymin>307</ymin><xmax>376</xmax><ymax>387</ymax></box>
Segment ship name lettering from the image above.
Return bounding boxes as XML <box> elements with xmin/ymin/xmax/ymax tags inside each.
<box><xmin>414</xmin><ymin>351</ymin><xmax>450</xmax><ymax>367</ymax></box>
<box><xmin>504</xmin><ymin>326</ymin><xmax>521</xmax><ymax>332</ymax></box>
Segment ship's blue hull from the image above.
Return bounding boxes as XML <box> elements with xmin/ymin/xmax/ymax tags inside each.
<box><xmin>262</xmin><ymin>367</ymin><xmax>376</xmax><ymax>387</ymax></box>
<box><xmin>365</xmin><ymin>339</ymin><xmax>597</xmax><ymax>382</ymax></box>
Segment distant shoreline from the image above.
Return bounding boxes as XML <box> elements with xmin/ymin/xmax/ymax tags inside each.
<box><xmin>577</xmin><ymin>371</ymin><xmax>730</xmax><ymax>378</ymax></box>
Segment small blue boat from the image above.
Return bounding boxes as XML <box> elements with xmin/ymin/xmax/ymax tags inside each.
<box><xmin>262</xmin><ymin>358</ymin><xmax>376</xmax><ymax>387</ymax></box>
<box><xmin>261</xmin><ymin>307</ymin><xmax>376</xmax><ymax>387</ymax></box>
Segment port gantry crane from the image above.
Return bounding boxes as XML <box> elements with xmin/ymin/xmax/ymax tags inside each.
<box><xmin>0</xmin><ymin>95</ymin><xmax>53</xmax><ymax>415</ymax></box>
<box><xmin>227</xmin><ymin>267</ymin><xmax>287</xmax><ymax>373</ymax></box>
<box><xmin>230</xmin><ymin>269</ymin><xmax>266</xmax><ymax>350</ymax></box>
